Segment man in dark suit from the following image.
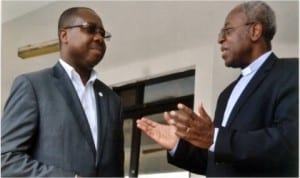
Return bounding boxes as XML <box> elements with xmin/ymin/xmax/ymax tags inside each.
<box><xmin>137</xmin><ymin>1</ymin><xmax>298</xmax><ymax>177</ymax></box>
<box><xmin>1</xmin><ymin>7</ymin><xmax>124</xmax><ymax>177</ymax></box>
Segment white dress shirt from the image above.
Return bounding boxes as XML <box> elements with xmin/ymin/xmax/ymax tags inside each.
<box><xmin>59</xmin><ymin>59</ymin><xmax>98</xmax><ymax>150</ymax></box>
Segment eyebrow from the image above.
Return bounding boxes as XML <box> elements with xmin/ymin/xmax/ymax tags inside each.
<box><xmin>86</xmin><ymin>21</ymin><xmax>102</xmax><ymax>26</ymax></box>
<box><xmin>224</xmin><ymin>22</ymin><xmax>231</xmax><ymax>27</ymax></box>
<box><xmin>87</xmin><ymin>21</ymin><xmax>105</xmax><ymax>28</ymax></box>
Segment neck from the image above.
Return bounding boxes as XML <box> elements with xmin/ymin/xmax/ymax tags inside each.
<box><xmin>246</xmin><ymin>43</ymin><xmax>270</xmax><ymax>66</ymax></box>
<box><xmin>76</xmin><ymin>68</ymin><xmax>91</xmax><ymax>85</ymax></box>
<box><xmin>60</xmin><ymin>54</ymin><xmax>92</xmax><ymax>85</ymax></box>
<box><xmin>65</xmin><ymin>61</ymin><xmax>92</xmax><ymax>85</ymax></box>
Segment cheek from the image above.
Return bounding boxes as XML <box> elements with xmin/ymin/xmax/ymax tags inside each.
<box><xmin>69</xmin><ymin>35</ymin><xmax>88</xmax><ymax>52</ymax></box>
<box><xmin>231</xmin><ymin>34</ymin><xmax>248</xmax><ymax>55</ymax></box>
<box><xmin>69</xmin><ymin>45</ymin><xmax>87</xmax><ymax>60</ymax></box>
<box><xmin>222</xmin><ymin>38</ymin><xmax>242</xmax><ymax>66</ymax></box>
<box><xmin>88</xmin><ymin>43</ymin><xmax>106</xmax><ymax>59</ymax></box>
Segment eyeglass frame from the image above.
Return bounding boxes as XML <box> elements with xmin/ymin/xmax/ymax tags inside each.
<box><xmin>62</xmin><ymin>22</ymin><xmax>112</xmax><ymax>41</ymax></box>
<box><xmin>219</xmin><ymin>22</ymin><xmax>255</xmax><ymax>39</ymax></box>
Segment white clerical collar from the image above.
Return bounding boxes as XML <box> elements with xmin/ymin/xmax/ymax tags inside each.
<box><xmin>241</xmin><ymin>51</ymin><xmax>272</xmax><ymax>77</ymax></box>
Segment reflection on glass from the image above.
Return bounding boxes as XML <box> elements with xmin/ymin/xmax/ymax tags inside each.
<box><xmin>123</xmin><ymin>119</ymin><xmax>133</xmax><ymax>177</ymax></box>
<box><xmin>119</xmin><ymin>88</ymin><xmax>137</xmax><ymax>108</ymax></box>
<box><xmin>124</xmin><ymin>119</ymin><xmax>133</xmax><ymax>148</ymax></box>
<box><xmin>144</xmin><ymin>76</ymin><xmax>195</xmax><ymax>103</ymax></box>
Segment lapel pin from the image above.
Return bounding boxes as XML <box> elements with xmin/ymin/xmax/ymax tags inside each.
<box><xmin>98</xmin><ymin>92</ymin><xmax>103</xmax><ymax>97</ymax></box>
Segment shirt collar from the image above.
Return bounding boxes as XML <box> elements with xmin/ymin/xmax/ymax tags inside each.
<box><xmin>59</xmin><ymin>59</ymin><xmax>97</xmax><ymax>84</ymax></box>
<box><xmin>241</xmin><ymin>51</ymin><xmax>272</xmax><ymax>76</ymax></box>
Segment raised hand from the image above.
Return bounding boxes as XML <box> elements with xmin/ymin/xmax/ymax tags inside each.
<box><xmin>136</xmin><ymin>112</ymin><xmax>179</xmax><ymax>150</ymax></box>
<box><xmin>170</xmin><ymin>102</ymin><xmax>214</xmax><ymax>149</ymax></box>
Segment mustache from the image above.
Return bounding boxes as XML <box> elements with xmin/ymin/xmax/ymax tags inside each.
<box><xmin>90</xmin><ymin>42</ymin><xmax>105</xmax><ymax>50</ymax></box>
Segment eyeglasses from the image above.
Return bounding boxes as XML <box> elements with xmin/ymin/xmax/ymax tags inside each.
<box><xmin>63</xmin><ymin>22</ymin><xmax>112</xmax><ymax>41</ymax></box>
<box><xmin>219</xmin><ymin>22</ymin><xmax>254</xmax><ymax>38</ymax></box>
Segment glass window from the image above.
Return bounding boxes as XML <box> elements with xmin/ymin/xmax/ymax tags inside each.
<box><xmin>144</xmin><ymin>76</ymin><xmax>194</xmax><ymax>103</ymax></box>
<box><xmin>139</xmin><ymin>112</ymin><xmax>187</xmax><ymax>174</ymax></box>
<box><xmin>124</xmin><ymin>119</ymin><xmax>133</xmax><ymax>177</ymax></box>
<box><xmin>114</xmin><ymin>69</ymin><xmax>195</xmax><ymax>177</ymax></box>
<box><xmin>119</xmin><ymin>88</ymin><xmax>137</xmax><ymax>108</ymax></box>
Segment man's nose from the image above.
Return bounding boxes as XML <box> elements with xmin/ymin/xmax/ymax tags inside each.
<box><xmin>93</xmin><ymin>32</ymin><xmax>105</xmax><ymax>42</ymax></box>
<box><xmin>218</xmin><ymin>33</ymin><xmax>225</xmax><ymax>44</ymax></box>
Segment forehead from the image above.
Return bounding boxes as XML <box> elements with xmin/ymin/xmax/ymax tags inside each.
<box><xmin>75</xmin><ymin>9</ymin><xmax>103</xmax><ymax>26</ymax></box>
<box><xmin>224</xmin><ymin>6</ymin><xmax>247</xmax><ymax>27</ymax></box>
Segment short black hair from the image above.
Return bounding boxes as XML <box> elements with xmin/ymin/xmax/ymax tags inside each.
<box><xmin>57</xmin><ymin>7</ymin><xmax>94</xmax><ymax>44</ymax></box>
<box><xmin>58</xmin><ymin>7</ymin><xmax>94</xmax><ymax>30</ymax></box>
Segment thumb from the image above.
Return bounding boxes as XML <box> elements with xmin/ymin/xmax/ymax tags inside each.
<box><xmin>198</xmin><ymin>102</ymin><xmax>211</xmax><ymax>123</ymax></box>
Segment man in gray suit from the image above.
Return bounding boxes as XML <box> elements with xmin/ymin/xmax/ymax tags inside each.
<box><xmin>1</xmin><ymin>7</ymin><xmax>124</xmax><ymax>177</ymax></box>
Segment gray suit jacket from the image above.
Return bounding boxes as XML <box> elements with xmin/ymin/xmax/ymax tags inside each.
<box><xmin>1</xmin><ymin>63</ymin><xmax>124</xmax><ymax>177</ymax></box>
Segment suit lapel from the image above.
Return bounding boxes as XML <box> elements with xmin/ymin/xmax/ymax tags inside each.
<box><xmin>93</xmin><ymin>80</ymin><xmax>109</xmax><ymax>165</ymax></box>
<box><xmin>214</xmin><ymin>77</ymin><xmax>241</xmax><ymax>127</ymax></box>
<box><xmin>226</xmin><ymin>54</ymin><xmax>277</xmax><ymax>127</ymax></box>
<box><xmin>52</xmin><ymin>63</ymin><xmax>97</xmax><ymax>157</ymax></box>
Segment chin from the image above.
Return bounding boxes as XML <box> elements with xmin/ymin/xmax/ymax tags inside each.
<box><xmin>90</xmin><ymin>53</ymin><xmax>104</xmax><ymax>62</ymax></box>
<box><xmin>92</xmin><ymin>59</ymin><xmax>102</xmax><ymax>67</ymax></box>
<box><xmin>86</xmin><ymin>58</ymin><xmax>102</xmax><ymax>69</ymax></box>
<box><xmin>225</xmin><ymin>62</ymin><xmax>240</xmax><ymax>68</ymax></box>
<box><xmin>223</xmin><ymin>57</ymin><xmax>231</xmax><ymax>67</ymax></box>
<box><xmin>224</xmin><ymin>59</ymin><xmax>239</xmax><ymax>68</ymax></box>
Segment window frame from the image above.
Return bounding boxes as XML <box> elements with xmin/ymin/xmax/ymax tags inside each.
<box><xmin>113</xmin><ymin>69</ymin><xmax>195</xmax><ymax>177</ymax></box>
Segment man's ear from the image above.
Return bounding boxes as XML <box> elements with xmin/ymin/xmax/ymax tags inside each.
<box><xmin>250</xmin><ymin>23</ymin><xmax>263</xmax><ymax>41</ymax></box>
<box><xmin>59</xmin><ymin>30</ymin><xmax>68</xmax><ymax>44</ymax></box>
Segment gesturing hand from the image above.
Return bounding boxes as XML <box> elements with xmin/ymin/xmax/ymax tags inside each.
<box><xmin>170</xmin><ymin>102</ymin><xmax>214</xmax><ymax>149</ymax></box>
<box><xmin>136</xmin><ymin>112</ymin><xmax>179</xmax><ymax>150</ymax></box>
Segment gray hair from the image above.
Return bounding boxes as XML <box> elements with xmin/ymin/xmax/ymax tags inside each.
<box><xmin>241</xmin><ymin>1</ymin><xmax>276</xmax><ymax>49</ymax></box>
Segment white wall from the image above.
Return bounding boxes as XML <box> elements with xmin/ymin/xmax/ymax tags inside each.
<box><xmin>99</xmin><ymin>45</ymin><xmax>216</xmax><ymax>113</ymax></box>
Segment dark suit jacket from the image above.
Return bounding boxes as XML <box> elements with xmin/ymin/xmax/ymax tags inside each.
<box><xmin>168</xmin><ymin>53</ymin><xmax>298</xmax><ymax>177</ymax></box>
<box><xmin>1</xmin><ymin>63</ymin><xmax>124</xmax><ymax>177</ymax></box>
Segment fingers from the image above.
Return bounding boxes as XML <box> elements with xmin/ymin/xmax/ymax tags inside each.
<box><xmin>174</xmin><ymin>119</ymin><xmax>189</xmax><ymax>133</ymax></box>
<box><xmin>165</xmin><ymin>111</ymin><xmax>190</xmax><ymax>130</ymax></box>
<box><xmin>163</xmin><ymin>112</ymin><xmax>176</xmax><ymax>125</ymax></box>
<box><xmin>165</xmin><ymin>111</ymin><xmax>190</xmax><ymax>134</ymax></box>
<box><xmin>175</xmin><ymin>125</ymin><xmax>192</xmax><ymax>139</ymax></box>
<box><xmin>177</xmin><ymin>102</ymin><xmax>212</xmax><ymax>125</ymax></box>
<box><xmin>170</xmin><ymin>110</ymin><xmax>189</xmax><ymax>123</ymax></box>
<box><xmin>198</xmin><ymin>102</ymin><xmax>212</xmax><ymax>124</ymax></box>
<box><xmin>177</xmin><ymin>103</ymin><xmax>198</xmax><ymax>120</ymax></box>
<box><xmin>136</xmin><ymin>117</ymin><xmax>156</xmax><ymax>134</ymax></box>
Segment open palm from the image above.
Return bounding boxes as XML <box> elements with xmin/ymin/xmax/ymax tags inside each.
<box><xmin>136</xmin><ymin>112</ymin><xmax>179</xmax><ymax>150</ymax></box>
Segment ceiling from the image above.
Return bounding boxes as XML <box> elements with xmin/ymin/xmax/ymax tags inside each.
<box><xmin>1</xmin><ymin>1</ymin><xmax>55</xmax><ymax>23</ymax></box>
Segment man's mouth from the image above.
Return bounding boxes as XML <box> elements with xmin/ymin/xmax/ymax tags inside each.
<box><xmin>221</xmin><ymin>46</ymin><xmax>228</xmax><ymax>52</ymax></box>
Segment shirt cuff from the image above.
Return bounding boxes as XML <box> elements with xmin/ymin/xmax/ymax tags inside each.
<box><xmin>168</xmin><ymin>140</ymin><xmax>179</xmax><ymax>156</ymax></box>
<box><xmin>209</xmin><ymin>127</ymin><xmax>219</xmax><ymax>152</ymax></box>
